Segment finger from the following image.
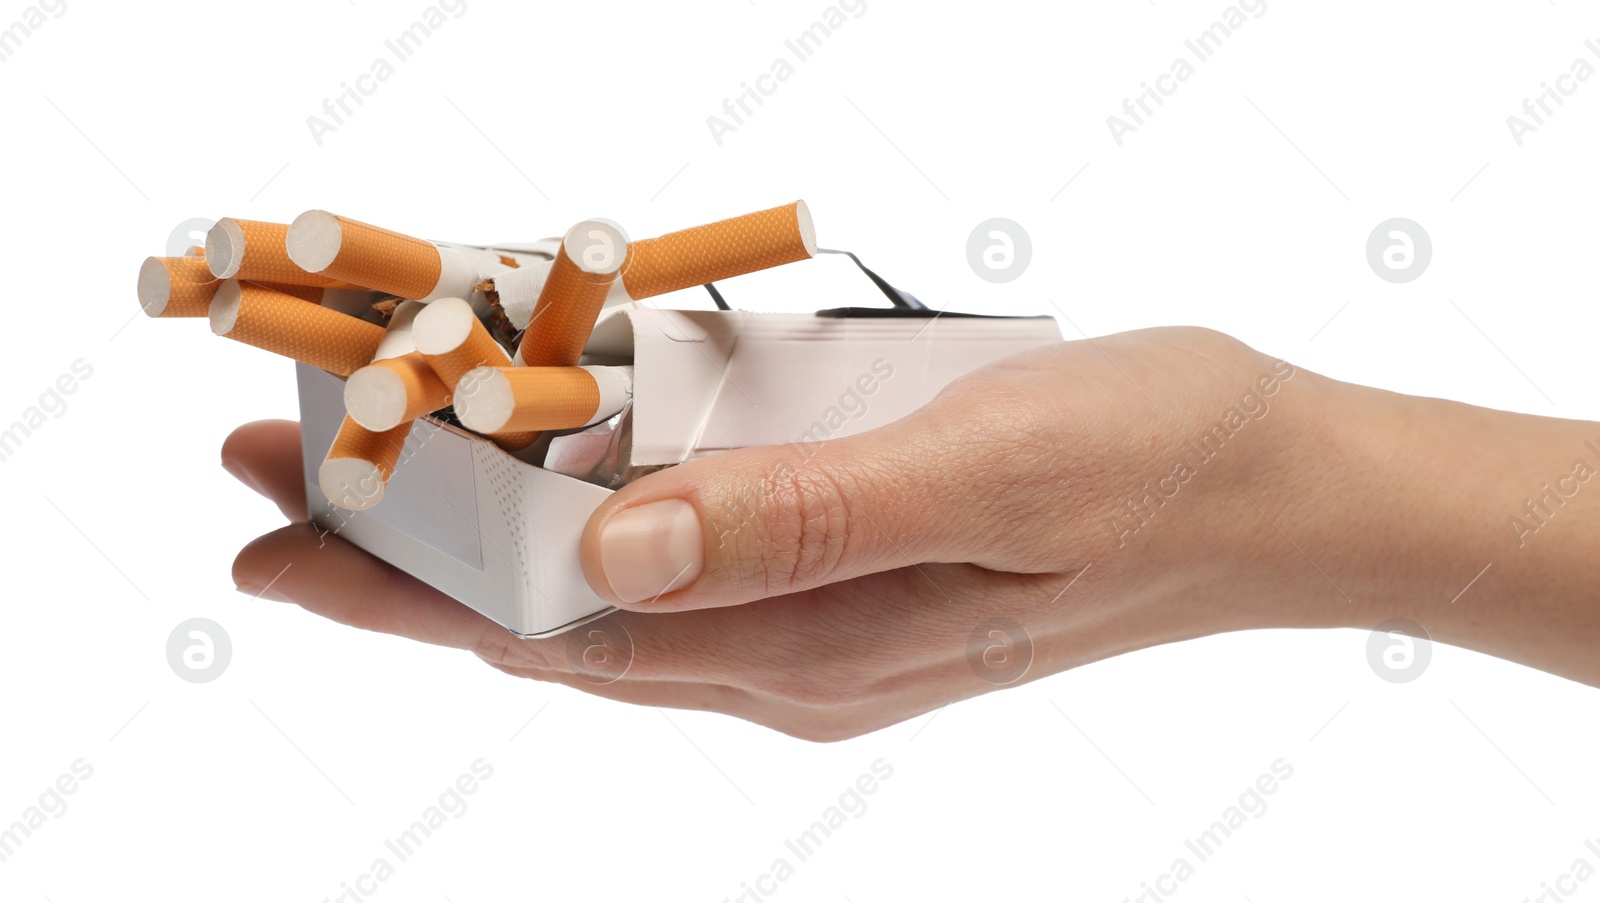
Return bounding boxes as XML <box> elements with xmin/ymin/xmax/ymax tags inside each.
<box><xmin>549</xmin><ymin>560</ymin><xmax>1046</xmax><ymax>693</ymax></box>
<box><xmin>488</xmin><ymin>660</ymin><xmax>931</xmax><ymax>743</ymax></box>
<box><xmin>233</xmin><ymin>523</ymin><xmax>500</xmax><ymax>651</ymax></box>
<box><xmin>577</xmin><ymin>377</ymin><xmax>1031</xmax><ymax>611</ymax></box>
<box><xmin>484</xmin><ymin>664</ymin><xmax>758</xmax><ymax>718</ymax></box>
<box><xmin>222</xmin><ymin>419</ymin><xmax>309</xmax><ymax>522</ymax></box>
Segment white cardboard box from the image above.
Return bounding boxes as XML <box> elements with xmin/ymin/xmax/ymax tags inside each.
<box><xmin>298</xmin><ymin>306</ymin><xmax>1062</xmax><ymax>637</ymax></box>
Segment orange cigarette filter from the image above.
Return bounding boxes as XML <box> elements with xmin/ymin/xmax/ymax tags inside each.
<box><xmin>455</xmin><ymin>367</ymin><xmax>601</xmax><ymax>433</ymax></box>
<box><xmin>244</xmin><ymin>281</ymin><xmax>323</xmax><ymax>303</ymax></box>
<box><xmin>345</xmin><ymin>300</ymin><xmax>450</xmax><ymax>432</ymax></box>
<box><xmin>413</xmin><ymin>297</ymin><xmax>511</xmax><ymax>390</ymax></box>
<box><xmin>138</xmin><ymin>255</ymin><xmax>220</xmax><ymax>318</ymax></box>
<box><xmin>286</xmin><ymin>210</ymin><xmax>442</xmax><ymax>300</ymax></box>
<box><xmin>517</xmin><ymin>220</ymin><xmax>628</xmax><ymax>367</ymax></box>
<box><xmin>207</xmin><ymin>218</ymin><xmax>355</xmax><ymax>288</ymax></box>
<box><xmin>619</xmin><ymin>200</ymin><xmax>815</xmax><ymax>301</ymax></box>
<box><xmin>320</xmin><ymin>415</ymin><xmax>412</xmax><ymax>511</ymax></box>
<box><xmin>210</xmin><ymin>281</ymin><xmax>384</xmax><ymax>378</ymax></box>
<box><xmin>411</xmin><ymin>297</ymin><xmax>539</xmax><ymax>451</ymax></box>
<box><xmin>345</xmin><ymin>352</ymin><xmax>450</xmax><ymax>432</ymax></box>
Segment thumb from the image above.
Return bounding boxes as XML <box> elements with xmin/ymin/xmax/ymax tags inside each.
<box><xmin>578</xmin><ymin>408</ymin><xmax>1002</xmax><ymax>611</ymax></box>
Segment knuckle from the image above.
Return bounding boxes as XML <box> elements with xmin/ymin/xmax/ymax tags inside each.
<box><xmin>742</xmin><ymin>466</ymin><xmax>855</xmax><ymax>593</ymax></box>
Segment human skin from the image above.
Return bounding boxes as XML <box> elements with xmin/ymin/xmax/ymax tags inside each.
<box><xmin>227</xmin><ymin>327</ymin><xmax>1600</xmax><ymax>741</ymax></box>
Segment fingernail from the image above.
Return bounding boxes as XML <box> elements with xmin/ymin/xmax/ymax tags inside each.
<box><xmin>599</xmin><ymin>499</ymin><xmax>704</xmax><ymax>603</ymax></box>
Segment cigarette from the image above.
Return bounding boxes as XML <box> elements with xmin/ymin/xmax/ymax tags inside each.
<box><xmin>319</xmin><ymin>415</ymin><xmax>411</xmax><ymax>511</ymax></box>
<box><xmin>517</xmin><ymin>220</ymin><xmax>628</xmax><ymax>367</ymax></box>
<box><xmin>231</xmin><ymin>280</ymin><xmax>386</xmax><ymax>315</ymax></box>
<box><xmin>247</xmin><ymin>282</ymin><xmax>324</xmax><ymax>303</ymax></box>
<box><xmin>139</xmin><ymin>256</ymin><xmax>377</xmax><ymax>319</ymax></box>
<box><xmin>210</xmin><ymin>280</ymin><xmax>385</xmax><ymax>378</ymax></box>
<box><xmin>286</xmin><ymin>211</ymin><xmax>441</xmax><ymax>298</ymax></box>
<box><xmin>238</xmin><ymin>282</ymin><xmax>388</xmax><ymax>326</ymax></box>
<box><xmin>617</xmin><ymin>200</ymin><xmax>815</xmax><ymax>301</ymax></box>
<box><xmin>344</xmin><ymin>301</ymin><xmax>451</xmax><ymax>432</ymax></box>
<box><xmin>345</xmin><ymin>353</ymin><xmax>449</xmax><ymax>432</ymax></box>
<box><xmin>412</xmin><ymin>297</ymin><xmax>540</xmax><ymax>450</ymax></box>
<box><xmin>284</xmin><ymin>211</ymin><xmax>529</xmax><ymax>304</ymax></box>
<box><xmin>206</xmin><ymin>218</ymin><xmax>355</xmax><ymax>288</ymax></box>
<box><xmin>454</xmin><ymin>365</ymin><xmax>632</xmax><ymax>434</ymax></box>
<box><xmin>250</xmin><ymin>282</ymin><xmax>386</xmax><ymax>309</ymax></box>
<box><xmin>138</xmin><ymin>255</ymin><xmax>220</xmax><ymax>318</ymax></box>
<box><xmin>412</xmin><ymin>297</ymin><xmax>511</xmax><ymax>388</ymax></box>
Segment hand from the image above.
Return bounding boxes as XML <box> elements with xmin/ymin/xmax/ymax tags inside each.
<box><xmin>227</xmin><ymin>327</ymin><xmax>1600</xmax><ymax>740</ymax></box>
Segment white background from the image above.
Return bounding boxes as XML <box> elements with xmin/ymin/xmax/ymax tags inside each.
<box><xmin>2</xmin><ymin>1</ymin><xmax>1599</xmax><ymax>900</ymax></box>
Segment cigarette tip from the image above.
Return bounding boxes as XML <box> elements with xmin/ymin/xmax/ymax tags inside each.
<box><xmin>344</xmin><ymin>364</ymin><xmax>409</xmax><ymax>432</ymax></box>
<box><xmin>795</xmin><ymin>199</ymin><xmax>817</xmax><ymax>257</ymax></box>
<box><xmin>136</xmin><ymin>256</ymin><xmax>171</xmax><ymax>318</ymax></box>
<box><xmin>452</xmin><ymin>366</ymin><xmax>512</xmax><ymax>433</ymax></box>
<box><xmin>286</xmin><ymin>209</ymin><xmax>342</xmax><ymax>274</ymax></box>
<box><xmin>205</xmin><ymin>218</ymin><xmax>247</xmax><ymax>280</ymax></box>
<box><xmin>561</xmin><ymin>220</ymin><xmax>630</xmax><ymax>276</ymax></box>
<box><xmin>319</xmin><ymin>457</ymin><xmax>386</xmax><ymax>511</ymax></box>
<box><xmin>410</xmin><ymin>296</ymin><xmax>477</xmax><ymax>355</ymax></box>
<box><xmin>209</xmin><ymin>280</ymin><xmax>244</xmax><ymax>335</ymax></box>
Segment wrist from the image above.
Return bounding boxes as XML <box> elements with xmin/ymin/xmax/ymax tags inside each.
<box><xmin>1264</xmin><ymin>371</ymin><xmax>1600</xmax><ymax>681</ymax></box>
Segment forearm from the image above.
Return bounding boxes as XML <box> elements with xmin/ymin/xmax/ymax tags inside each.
<box><xmin>1268</xmin><ymin>371</ymin><xmax>1600</xmax><ymax>684</ymax></box>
